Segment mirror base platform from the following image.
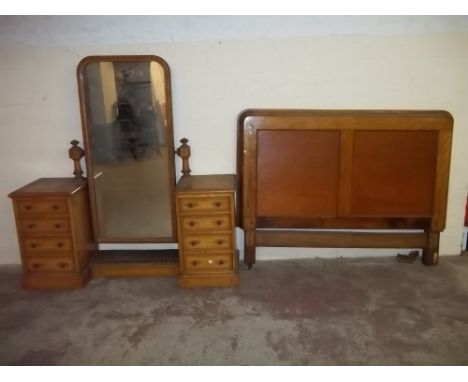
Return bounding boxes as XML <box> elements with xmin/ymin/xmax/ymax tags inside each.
<box><xmin>90</xmin><ymin>249</ymin><xmax>179</xmax><ymax>278</ymax></box>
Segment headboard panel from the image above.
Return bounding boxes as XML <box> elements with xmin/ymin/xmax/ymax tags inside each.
<box><xmin>237</xmin><ymin>109</ymin><xmax>453</xmax><ymax>268</ymax></box>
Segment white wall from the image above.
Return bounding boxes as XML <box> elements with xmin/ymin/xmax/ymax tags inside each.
<box><xmin>1</xmin><ymin>16</ymin><xmax>468</xmax><ymax>264</ymax></box>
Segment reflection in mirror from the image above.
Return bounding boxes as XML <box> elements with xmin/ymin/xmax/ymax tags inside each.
<box><xmin>78</xmin><ymin>56</ymin><xmax>176</xmax><ymax>242</ymax></box>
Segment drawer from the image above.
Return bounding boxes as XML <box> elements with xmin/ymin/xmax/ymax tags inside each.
<box><xmin>182</xmin><ymin>233</ymin><xmax>233</xmax><ymax>251</ymax></box>
<box><xmin>17</xmin><ymin>199</ymin><xmax>68</xmax><ymax>216</ymax></box>
<box><xmin>184</xmin><ymin>254</ymin><xmax>233</xmax><ymax>274</ymax></box>
<box><xmin>25</xmin><ymin>257</ymin><xmax>75</xmax><ymax>273</ymax></box>
<box><xmin>180</xmin><ymin>214</ymin><xmax>232</xmax><ymax>232</ymax></box>
<box><xmin>178</xmin><ymin>195</ymin><xmax>231</xmax><ymax>213</ymax></box>
<box><xmin>23</xmin><ymin>237</ymin><xmax>72</xmax><ymax>254</ymax></box>
<box><xmin>19</xmin><ymin>218</ymin><xmax>70</xmax><ymax>236</ymax></box>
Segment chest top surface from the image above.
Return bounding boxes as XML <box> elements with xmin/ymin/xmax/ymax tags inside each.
<box><xmin>176</xmin><ymin>175</ymin><xmax>236</xmax><ymax>194</ymax></box>
<box><xmin>9</xmin><ymin>178</ymin><xmax>87</xmax><ymax>198</ymax></box>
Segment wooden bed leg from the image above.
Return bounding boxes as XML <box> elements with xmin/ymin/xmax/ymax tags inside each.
<box><xmin>244</xmin><ymin>230</ymin><xmax>256</xmax><ymax>269</ymax></box>
<box><xmin>422</xmin><ymin>231</ymin><xmax>440</xmax><ymax>266</ymax></box>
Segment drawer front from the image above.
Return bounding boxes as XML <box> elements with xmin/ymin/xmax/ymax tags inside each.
<box><xmin>180</xmin><ymin>214</ymin><xmax>232</xmax><ymax>232</ymax></box>
<box><xmin>17</xmin><ymin>199</ymin><xmax>68</xmax><ymax>216</ymax></box>
<box><xmin>23</xmin><ymin>237</ymin><xmax>72</xmax><ymax>254</ymax></box>
<box><xmin>182</xmin><ymin>233</ymin><xmax>233</xmax><ymax>251</ymax></box>
<box><xmin>19</xmin><ymin>218</ymin><xmax>70</xmax><ymax>235</ymax></box>
<box><xmin>184</xmin><ymin>254</ymin><xmax>233</xmax><ymax>274</ymax></box>
<box><xmin>178</xmin><ymin>195</ymin><xmax>231</xmax><ymax>213</ymax></box>
<box><xmin>25</xmin><ymin>257</ymin><xmax>75</xmax><ymax>273</ymax></box>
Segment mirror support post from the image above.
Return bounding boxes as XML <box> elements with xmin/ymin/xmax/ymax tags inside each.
<box><xmin>176</xmin><ymin>138</ymin><xmax>191</xmax><ymax>177</ymax></box>
<box><xmin>69</xmin><ymin>140</ymin><xmax>85</xmax><ymax>180</ymax></box>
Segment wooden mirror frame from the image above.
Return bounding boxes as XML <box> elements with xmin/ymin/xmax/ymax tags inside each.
<box><xmin>77</xmin><ymin>55</ymin><xmax>177</xmax><ymax>243</ymax></box>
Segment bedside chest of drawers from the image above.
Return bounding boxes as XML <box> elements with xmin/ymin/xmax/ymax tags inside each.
<box><xmin>9</xmin><ymin>178</ymin><xmax>96</xmax><ymax>289</ymax></box>
<box><xmin>175</xmin><ymin>174</ymin><xmax>239</xmax><ymax>287</ymax></box>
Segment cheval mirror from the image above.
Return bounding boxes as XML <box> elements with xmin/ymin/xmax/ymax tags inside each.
<box><xmin>77</xmin><ymin>55</ymin><xmax>177</xmax><ymax>247</ymax></box>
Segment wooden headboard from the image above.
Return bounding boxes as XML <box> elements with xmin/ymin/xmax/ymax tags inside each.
<box><xmin>237</xmin><ymin>109</ymin><xmax>453</xmax><ymax>269</ymax></box>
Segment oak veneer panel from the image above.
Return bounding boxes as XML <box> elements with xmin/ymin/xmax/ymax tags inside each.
<box><xmin>256</xmin><ymin>130</ymin><xmax>340</xmax><ymax>217</ymax></box>
<box><xmin>350</xmin><ymin>130</ymin><xmax>438</xmax><ymax>216</ymax></box>
<box><xmin>238</xmin><ymin>109</ymin><xmax>453</xmax><ymax>268</ymax></box>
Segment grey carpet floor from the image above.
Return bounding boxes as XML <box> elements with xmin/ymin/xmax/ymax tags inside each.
<box><xmin>1</xmin><ymin>256</ymin><xmax>468</xmax><ymax>365</ymax></box>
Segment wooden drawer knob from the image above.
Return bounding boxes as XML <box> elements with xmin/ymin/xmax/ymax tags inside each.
<box><xmin>189</xmin><ymin>221</ymin><xmax>196</xmax><ymax>227</ymax></box>
<box><xmin>57</xmin><ymin>242</ymin><xmax>64</xmax><ymax>248</ymax></box>
<box><xmin>30</xmin><ymin>243</ymin><xmax>38</xmax><ymax>248</ymax></box>
<box><xmin>190</xmin><ymin>240</ymin><xmax>198</xmax><ymax>246</ymax></box>
<box><xmin>25</xmin><ymin>205</ymin><xmax>33</xmax><ymax>211</ymax></box>
<box><xmin>27</xmin><ymin>223</ymin><xmax>36</xmax><ymax>229</ymax></box>
<box><xmin>219</xmin><ymin>260</ymin><xmax>225</xmax><ymax>265</ymax></box>
<box><xmin>216</xmin><ymin>240</ymin><xmax>224</xmax><ymax>245</ymax></box>
<box><xmin>216</xmin><ymin>220</ymin><xmax>223</xmax><ymax>226</ymax></box>
<box><xmin>32</xmin><ymin>263</ymin><xmax>42</xmax><ymax>269</ymax></box>
<box><xmin>187</xmin><ymin>202</ymin><xmax>197</xmax><ymax>208</ymax></box>
<box><xmin>214</xmin><ymin>202</ymin><xmax>221</xmax><ymax>207</ymax></box>
<box><xmin>191</xmin><ymin>261</ymin><xmax>198</xmax><ymax>266</ymax></box>
<box><xmin>55</xmin><ymin>223</ymin><xmax>61</xmax><ymax>229</ymax></box>
<box><xmin>58</xmin><ymin>262</ymin><xmax>68</xmax><ymax>269</ymax></box>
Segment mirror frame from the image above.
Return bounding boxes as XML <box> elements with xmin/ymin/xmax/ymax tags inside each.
<box><xmin>77</xmin><ymin>55</ymin><xmax>177</xmax><ymax>243</ymax></box>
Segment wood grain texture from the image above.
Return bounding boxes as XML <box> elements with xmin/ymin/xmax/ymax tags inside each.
<box><xmin>70</xmin><ymin>187</ymin><xmax>96</xmax><ymax>271</ymax></box>
<box><xmin>239</xmin><ymin>109</ymin><xmax>453</xmax><ymax>131</ymax></box>
<box><xmin>91</xmin><ymin>263</ymin><xmax>179</xmax><ymax>278</ymax></box>
<box><xmin>238</xmin><ymin>109</ymin><xmax>453</xmax><ymax>268</ymax></box>
<box><xmin>180</xmin><ymin>214</ymin><xmax>232</xmax><ymax>232</ymax></box>
<box><xmin>337</xmin><ymin>130</ymin><xmax>354</xmax><ymax>216</ymax></box>
<box><xmin>350</xmin><ymin>130</ymin><xmax>438</xmax><ymax>216</ymax></box>
<box><xmin>256</xmin><ymin>230</ymin><xmax>427</xmax><ymax>248</ymax></box>
<box><xmin>21</xmin><ymin>268</ymin><xmax>91</xmax><ymax>289</ymax></box>
<box><xmin>432</xmin><ymin>129</ymin><xmax>453</xmax><ymax>231</ymax></box>
<box><xmin>9</xmin><ymin>178</ymin><xmax>96</xmax><ymax>289</ymax></box>
<box><xmin>256</xmin><ymin>130</ymin><xmax>340</xmax><ymax>217</ymax></box>
<box><xmin>179</xmin><ymin>273</ymin><xmax>239</xmax><ymax>288</ymax></box>
<box><xmin>422</xmin><ymin>231</ymin><xmax>440</xmax><ymax>266</ymax></box>
<box><xmin>175</xmin><ymin>175</ymin><xmax>239</xmax><ymax>287</ymax></box>
<box><xmin>256</xmin><ymin>216</ymin><xmax>430</xmax><ymax>229</ymax></box>
<box><xmin>242</xmin><ymin>118</ymin><xmax>257</xmax><ymax>231</ymax></box>
<box><xmin>8</xmin><ymin>178</ymin><xmax>86</xmax><ymax>198</ymax></box>
<box><xmin>176</xmin><ymin>174</ymin><xmax>236</xmax><ymax>193</ymax></box>
<box><xmin>89</xmin><ymin>249</ymin><xmax>179</xmax><ymax>277</ymax></box>
<box><xmin>183</xmin><ymin>254</ymin><xmax>234</xmax><ymax>274</ymax></box>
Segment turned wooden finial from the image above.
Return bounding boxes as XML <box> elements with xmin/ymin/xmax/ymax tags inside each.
<box><xmin>175</xmin><ymin>137</ymin><xmax>191</xmax><ymax>177</ymax></box>
<box><xmin>69</xmin><ymin>140</ymin><xmax>85</xmax><ymax>180</ymax></box>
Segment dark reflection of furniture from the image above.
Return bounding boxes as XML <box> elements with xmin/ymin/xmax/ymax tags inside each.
<box><xmin>77</xmin><ymin>55</ymin><xmax>179</xmax><ymax>276</ymax></box>
<box><xmin>238</xmin><ymin>109</ymin><xmax>453</xmax><ymax>269</ymax></box>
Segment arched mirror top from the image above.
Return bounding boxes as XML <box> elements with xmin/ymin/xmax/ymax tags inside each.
<box><xmin>77</xmin><ymin>55</ymin><xmax>176</xmax><ymax>243</ymax></box>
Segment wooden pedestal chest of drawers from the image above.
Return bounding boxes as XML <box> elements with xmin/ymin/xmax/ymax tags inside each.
<box><xmin>175</xmin><ymin>174</ymin><xmax>239</xmax><ymax>287</ymax></box>
<box><xmin>9</xmin><ymin>178</ymin><xmax>96</xmax><ymax>289</ymax></box>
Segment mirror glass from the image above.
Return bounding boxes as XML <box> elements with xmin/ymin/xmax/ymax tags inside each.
<box><xmin>78</xmin><ymin>56</ymin><xmax>176</xmax><ymax>242</ymax></box>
